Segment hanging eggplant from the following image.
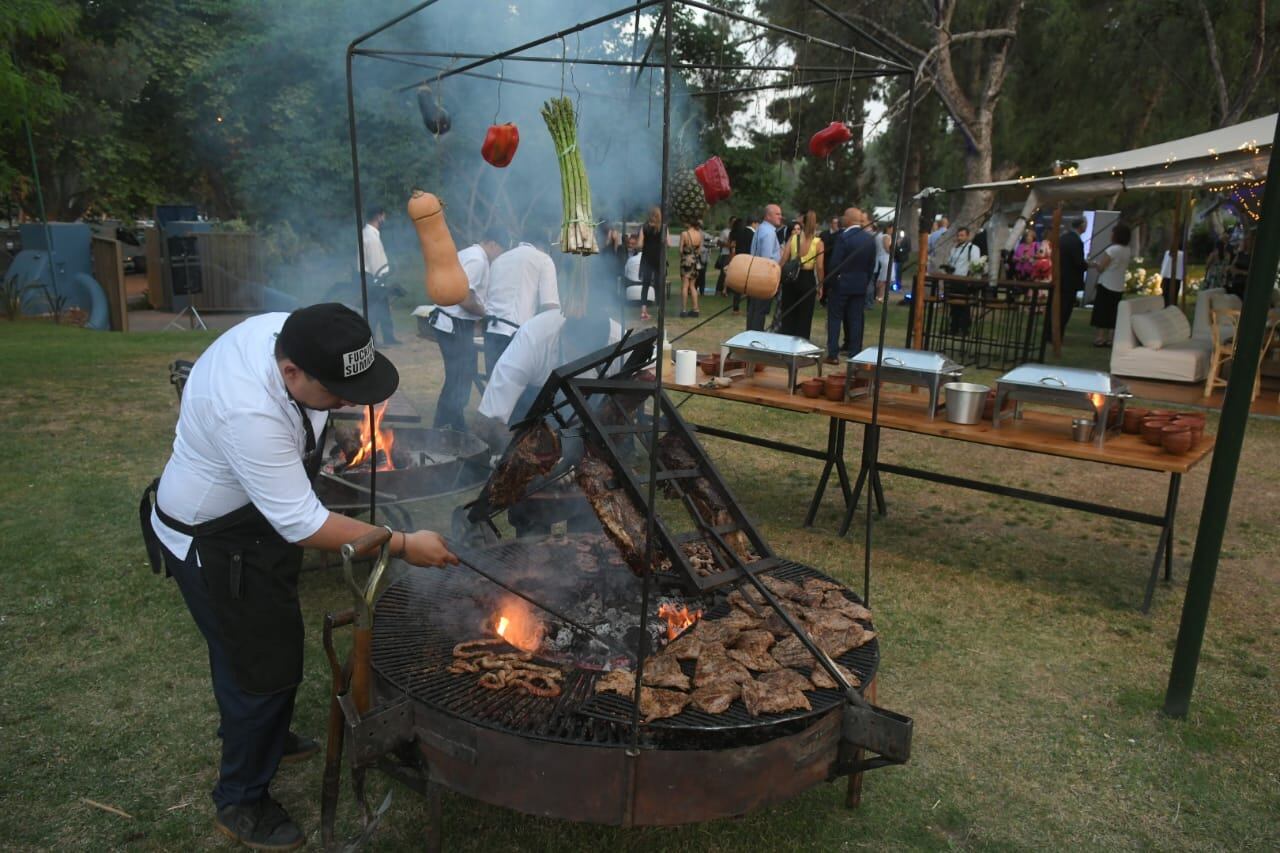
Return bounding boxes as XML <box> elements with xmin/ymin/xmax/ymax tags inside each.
<box><xmin>416</xmin><ymin>84</ymin><xmax>451</xmax><ymax>136</ymax></box>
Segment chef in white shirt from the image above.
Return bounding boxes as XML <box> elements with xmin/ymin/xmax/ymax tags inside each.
<box><xmin>483</xmin><ymin>240</ymin><xmax>560</xmax><ymax>376</ymax></box>
<box><xmin>138</xmin><ymin>304</ymin><xmax>455</xmax><ymax>849</ymax></box>
<box><xmin>429</xmin><ymin>228</ymin><xmax>507</xmax><ymax>431</ymax></box>
<box><xmin>360</xmin><ymin>205</ymin><xmax>401</xmax><ymax>345</ymax></box>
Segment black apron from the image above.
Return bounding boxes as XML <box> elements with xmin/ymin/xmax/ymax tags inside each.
<box><xmin>140</xmin><ymin>401</ymin><xmax>327</xmax><ymax>695</ymax></box>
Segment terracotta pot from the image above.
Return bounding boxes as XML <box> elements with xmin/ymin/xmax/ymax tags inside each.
<box><xmin>1141</xmin><ymin>418</ymin><xmax>1171</xmax><ymax>445</ymax></box>
<box><xmin>1106</xmin><ymin>406</ymin><xmax>1122</xmax><ymax>429</ymax></box>
<box><xmin>823</xmin><ymin>374</ymin><xmax>847</xmax><ymax>402</ymax></box>
<box><xmin>1147</xmin><ymin>409</ymin><xmax>1177</xmax><ymax>421</ymax></box>
<box><xmin>799</xmin><ymin>378</ymin><xmax>824</xmax><ymax>398</ymax></box>
<box><xmin>1122</xmin><ymin>406</ymin><xmax>1149</xmax><ymax>434</ymax></box>
<box><xmin>724</xmin><ymin>358</ymin><xmax>747</xmax><ymax>372</ymax></box>
<box><xmin>1161</xmin><ymin>424</ymin><xmax>1193</xmax><ymax>455</ymax></box>
<box><xmin>698</xmin><ymin>354</ymin><xmax>721</xmax><ymax>376</ymax></box>
<box><xmin>1172</xmin><ymin>414</ymin><xmax>1205</xmax><ymax>447</ymax></box>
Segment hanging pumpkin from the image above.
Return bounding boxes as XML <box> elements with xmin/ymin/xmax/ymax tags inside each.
<box><xmin>693</xmin><ymin>156</ymin><xmax>731</xmax><ymax>205</ymax></box>
<box><xmin>481</xmin><ymin>123</ymin><xmax>520</xmax><ymax>168</ymax></box>
<box><xmin>808</xmin><ymin>122</ymin><xmax>853</xmax><ymax>158</ymax></box>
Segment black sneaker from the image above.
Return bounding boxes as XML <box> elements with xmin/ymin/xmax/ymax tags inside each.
<box><xmin>215</xmin><ymin>796</ymin><xmax>304</xmax><ymax>851</ymax></box>
<box><xmin>280</xmin><ymin>731</ymin><xmax>319</xmax><ymax>764</ymax></box>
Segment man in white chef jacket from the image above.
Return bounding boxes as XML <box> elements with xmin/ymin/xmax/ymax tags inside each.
<box><xmin>361</xmin><ymin>205</ymin><xmax>399</xmax><ymax>345</ymax></box>
<box><xmin>482</xmin><ymin>240</ymin><xmax>560</xmax><ymax>376</ymax></box>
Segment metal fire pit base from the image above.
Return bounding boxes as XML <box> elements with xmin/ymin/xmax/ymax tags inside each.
<box><xmin>405</xmin><ymin>700</ymin><xmax>843</xmax><ymax>827</ymax></box>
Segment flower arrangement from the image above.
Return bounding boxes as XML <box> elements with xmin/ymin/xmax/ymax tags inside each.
<box><xmin>968</xmin><ymin>256</ymin><xmax>988</xmax><ymax>276</ymax></box>
<box><xmin>1124</xmin><ymin>264</ymin><xmax>1163</xmax><ymax>296</ymax></box>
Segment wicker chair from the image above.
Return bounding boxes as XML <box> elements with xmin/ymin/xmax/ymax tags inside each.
<box><xmin>1205</xmin><ymin>307</ymin><xmax>1276</xmax><ymax>400</ymax></box>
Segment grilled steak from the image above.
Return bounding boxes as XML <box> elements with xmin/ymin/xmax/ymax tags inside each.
<box><xmin>575</xmin><ymin>450</ymin><xmax>653</xmax><ymax>575</ymax></box>
<box><xmin>486</xmin><ymin>421</ymin><xmax>560</xmax><ymax>509</ymax></box>
<box><xmin>690</xmin><ymin>680</ymin><xmax>740</xmax><ymax>714</ymax></box>
<box><xmin>802</xmin><ymin>577</ymin><xmax>844</xmax><ymax>595</ymax></box>
<box><xmin>808</xmin><ymin>661</ymin><xmax>861</xmax><ymax>690</ymax></box>
<box><xmin>639</xmin><ymin>687</ymin><xmax>691</xmax><ymax>722</ymax></box>
<box><xmin>758</xmin><ymin>668</ymin><xmax>815</xmax><ymax>693</ymax></box>
<box><xmin>726</xmin><ymin>647</ymin><xmax>781</xmax><ymax>672</ymax></box>
<box><xmin>770</xmin><ymin>634</ymin><xmax>817</xmax><ymax>669</ymax></box>
<box><xmin>662</xmin><ymin>632</ymin><xmax>703</xmax><ymax>660</ymax></box>
<box><xmin>693</xmin><ymin>644</ymin><xmax>753</xmax><ymax>687</ymax></box>
<box><xmin>727</xmin><ymin>587</ymin><xmax>765</xmax><ymax>616</ymax></box>
<box><xmin>741</xmin><ymin>677</ymin><xmax>811</xmax><ymax>717</ymax></box>
<box><xmin>821</xmin><ymin>591</ymin><xmax>873</xmax><ymax>623</ymax></box>
<box><xmin>718</xmin><ymin>609</ymin><xmax>761</xmax><ymax>632</ymax></box>
<box><xmin>594</xmin><ymin>669</ymin><xmax>635</xmax><ymax>696</ymax></box>
<box><xmin>641</xmin><ymin>654</ymin><xmax>691</xmax><ymax>691</ymax></box>
<box><xmin>800</xmin><ymin>609</ymin><xmax>856</xmax><ymax>633</ymax></box>
<box><xmin>732</xmin><ymin>629</ymin><xmax>775</xmax><ymax>656</ymax></box>
<box><xmin>689</xmin><ymin>619</ymin><xmax>740</xmax><ymax>646</ymax></box>
<box><xmin>760</xmin><ymin>575</ymin><xmax>803</xmax><ymax>601</ymax></box>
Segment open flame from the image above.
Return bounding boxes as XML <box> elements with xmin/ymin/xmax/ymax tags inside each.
<box><xmin>658</xmin><ymin>602</ymin><xmax>703</xmax><ymax>641</ymax></box>
<box><xmin>1088</xmin><ymin>392</ymin><xmax>1105</xmax><ymax>411</ymax></box>
<box><xmin>346</xmin><ymin>401</ymin><xmax>395</xmax><ymax>470</ymax></box>
<box><xmin>493</xmin><ymin>597</ymin><xmax>545</xmax><ymax>653</ymax></box>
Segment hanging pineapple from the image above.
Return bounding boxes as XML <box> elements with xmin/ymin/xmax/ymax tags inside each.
<box><xmin>668</xmin><ymin>122</ymin><xmax>708</xmax><ymax>226</ymax></box>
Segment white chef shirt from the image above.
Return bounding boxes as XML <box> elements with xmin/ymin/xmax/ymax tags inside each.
<box><xmin>152</xmin><ymin>313</ymin><xmax>331</xmax><ymax>560</ymax></box>
<box><xmin>430</xmin><ymin>244</ymin><xmax>489</xmax><ymax>334</ymax></box>
<box><xmin>485</xmin><ymin>243</ymin><xmax>559</xmax><ymax>337</ymax></box>
<box><xmin>623</xmin><ymin>252</ymin><xmax>642</xmax><ymax>283</ymax></box>
<box><xmin>478</xmin><ymin>311</ymin><xmax>622</xmax><ymax>424</ymax></box>
<box><xmin>361</xmin><ymin>222</ymin><xmax>389</xmax><ymax>279</ymax></box>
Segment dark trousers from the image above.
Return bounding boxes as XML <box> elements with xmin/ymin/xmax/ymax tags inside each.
<box><xmin>368</xmin><ymin>286</ymin><xmax>395</xmax><ymax>344</ymax></box>
<box><xmin>484</xmin><ymin>331</ymin><xmax>513</xmax><ymax>378</ymax></box>
<box><xmin>1162</xmin><ymin>277</ymin><xmax>1181</xmax><ymax>307</ymax></box>
<box><xmin>826</xmin><ymin>287</ymin><xmax>866</xmax><ymax>358</ymax></box>
<box><xmin>165</xmin><ymin>544</ymin><xmax>294</xmax><ymax>808</ymax></box>
<box><xmin>434</xmin><ymin>319</ymin><xmax>477</xmax><ymax>431</ymax></box>
<box><xmin>746</xmin><ymin>296</ymin><xmax>771</xmax><ymax>331</ymax></box>
<box><xmin>1043</xmin><ymin>283</ymin><xmax>1077</xmax><ymax>344</ymax></box>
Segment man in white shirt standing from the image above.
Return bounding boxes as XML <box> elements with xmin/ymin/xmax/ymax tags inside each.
<box><xmin>361</xmin><ymin>206</ymin><xmax>399</xmax><ymax>346</ymax></box>
<box><xmin>483</xmin><ymin>240</ymin><xmax>560</xmax><ymax>376</ymax></box>
<box><xmin>139</xmin><ymin>304</ymin><xmax>456</xmax><ymax>849</ymax></box>
<box><xmin>945</xmin><ymin>226</ymin><xmax>983</xmax><ymax>335</ymax></box>
<box><xmin>430</xmin><ymin>228</ymin><xmax>506</xmax><ymax>431</ymax></box>
<box><xmin>747</xmin><ymin>203</ymin><xmax>783</xmax><ymax>331</ymax></box>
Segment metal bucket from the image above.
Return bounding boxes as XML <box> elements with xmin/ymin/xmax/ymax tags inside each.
<box><xmin>943</xmin><ymin>382</ymin><xmax>990</xmax><ymax>425</ymax></box>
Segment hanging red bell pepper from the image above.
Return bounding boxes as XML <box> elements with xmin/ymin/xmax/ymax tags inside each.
<box><xmin>694</xmin><ymin>155</ymin><xmax>731</xmax><ymax>205</ymax></box>
<box><xmin>808</xmin><ymin>121</ymin><xmax>853</xmax><ymax>158</ymax></box>
<box><xmin>481</xmin><ymin>123</ymin><xmax>520</xmax><ymax>168</ymax></box>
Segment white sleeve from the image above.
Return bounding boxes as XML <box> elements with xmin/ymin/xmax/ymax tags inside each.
<box><xmin>461</xmin><ymin>251</ymin><xmax>488</xmax><ymax>293</ymax></box>
<box><xmin>210</xmin><ymin>407</ymin><xmax>330</xmax><ymax>543</ymax></box>
<box><xmin>478</xmin><ymin>334</ymin><xmax>538</xmax><ymax>424</ymax></box>
<box><xmin>537</xmin><ymin>255</ymin><xmax>560</xmax><ymax>307</ymax></box>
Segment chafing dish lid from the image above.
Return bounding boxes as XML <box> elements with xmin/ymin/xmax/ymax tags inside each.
<box><xmin>722</xmin><ymin>331</ymin><xmax>823</xmax><ymax>357</ymax></box>
<box><xmin>997</xmin><ymin>364</ymin><xmax>1131</xmax><ymax>396</ymax></box>
<box><xmin>847</xmin><ymin>346</ymin><xmax>963</xmax><ymax>375</ymax></box>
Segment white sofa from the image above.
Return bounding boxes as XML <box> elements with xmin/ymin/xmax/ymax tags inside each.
<box><xmin>1110</xmin><ymin>289</ymin><xmax>1226</xmax><ymax>383</ymax></box>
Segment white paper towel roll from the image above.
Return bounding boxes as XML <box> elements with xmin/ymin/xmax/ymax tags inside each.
<box><xmin>674</xmin><ymin>349</ymin><xmax>698</xmax><ymax>386</ymax></box>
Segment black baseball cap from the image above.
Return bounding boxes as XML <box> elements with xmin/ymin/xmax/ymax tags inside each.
<box><xmin>277</xmin><ymin>303</ymin><xmax>399</xmax><ymax>405</ymax></box>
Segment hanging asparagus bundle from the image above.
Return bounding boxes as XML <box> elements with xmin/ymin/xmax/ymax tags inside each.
<box><xmin>541</xmin><ymin>97</ymin><xmax>598</xmax><ymax>256</ymax></box>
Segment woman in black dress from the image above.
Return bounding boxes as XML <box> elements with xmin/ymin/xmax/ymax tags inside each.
<box><xmin>636</xmin><ymin>206</ymin><xmax>666</xmax><ymax>322</ymax></box>
<box><xmin>776</xmin><ymin>210</ymin><xmax>824</xmax><ymax>340</ymax></box>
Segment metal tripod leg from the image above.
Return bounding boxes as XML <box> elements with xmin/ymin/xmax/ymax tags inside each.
<box><xmin>803</xmin><ymin>417</ymin><xmax>852</xmax><ymax>527</ymax></box>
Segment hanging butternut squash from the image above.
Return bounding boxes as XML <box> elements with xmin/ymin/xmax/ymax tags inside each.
<box><xmin>406</xmin><ymin>190</ymin><xmax>468</xmax><ymax>306</ymax></box>
<box><xmin>723</xmin><ymin>254</ymin><xmax>780</xmax><ymax>299</ymax></box>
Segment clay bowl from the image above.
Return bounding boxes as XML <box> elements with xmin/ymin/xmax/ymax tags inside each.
<box><xmin>698</xmin><ymin>354</ymin><xmax>721</xmax><ymax>376</ymax></box>
<box><xmin>1172</xmin><ymin>413</ymin><xmax>1206</xmax><ymax>446</ymax></box>
<box><xmin>823</xmin><ymin>374</ymin><xmax>848</xmax><ymax>402</ymax></box>
<box><xmin>1147</xmin><ymin>409</ymin><xmax>1177</xmax><ymax>421</ymax></box>
<box><xmin>1122</xmin><ymin>406</ymin><xmax>1149</xmax><ymax>434</ymax></box>
<box><xmin>799</xmin><ymin>377</ymin><xmax>824</xmax><ymax>398</ymax></box>
<box><xmin>1161</xmin><ymin>423</ymin><xmax>1193</xmax><ymax>455</ymax></box>
<box><xmin>725</xmin><ymin>358</ymin><xmax>748</xmax><ymax>373</ymax></box>
<box><xmin>1140</xmin><ymin>418</ymin><xmax>1171</xmax><ymax>446</ymax></box>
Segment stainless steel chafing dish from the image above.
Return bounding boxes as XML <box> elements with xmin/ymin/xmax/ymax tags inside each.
<box><xmin>721</xmin><ymin>331</ymin><xmax>825</xmax><ymax>394</ymax></box>
<box><xmin>843</xmin><ymin>346</ymin><xmax>963</xmax><ymax>420</ymax></box>
<box><xmin>992</xmin><ymin>364</ymin><xmax>1132</xmax><ymax>447</ymax></box>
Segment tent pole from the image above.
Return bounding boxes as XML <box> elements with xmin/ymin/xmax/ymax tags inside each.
<box><xmin>1049</xmin><ymin>203</ymin><xmax>1063</xmax><ymax>357</ymax></box>
<box><xmin>1162</xmin><ymin>116</ymin><xmax>1280</xmax><ymax>718</ymax></box>
<box><xmin>1166</xmin><ymin>190</ymin><xmax>1183</xmax><ymax>308</ymax></box>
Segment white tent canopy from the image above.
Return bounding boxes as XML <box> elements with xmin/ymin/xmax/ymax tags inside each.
<box><xmin>962</xmin><ymin>114</ymin><xmax>1276</xmax><ymax>250</ymax></box>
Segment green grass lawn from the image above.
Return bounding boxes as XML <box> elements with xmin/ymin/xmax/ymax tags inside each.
<box><xmin>1</xmin><ymin>295</ymin><xmax>1277</xmax><ymax>851</ymax></box>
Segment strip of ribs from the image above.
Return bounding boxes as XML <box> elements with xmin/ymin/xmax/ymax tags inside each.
<box><xmin>485</xmin><ymin>421</ymin><xmax>561</xmax><ymax>509</ymax></box>
<box><xmin>655</xmin><ymin>433</ymin><xmax>754</xmax><ymax>564</ymax></box>
<box><xmin>575</xmin><ymin>450</ymin><xmax>654</xmax><ymax>575</ymax></box>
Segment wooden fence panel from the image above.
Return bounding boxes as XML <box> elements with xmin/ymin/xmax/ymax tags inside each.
<box><xmin>190</xmin><ymin>232</ymin><xmax>266</xmax><ymax>311</ymax></box>
<box><xmin>91</xmin><ymin>236</ymin><xmax>127</xmax><ymax>332</ymax></box>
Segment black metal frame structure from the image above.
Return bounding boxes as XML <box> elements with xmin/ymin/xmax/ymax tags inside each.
<box><xmin>333</xmin><ymin>0</ymin><xmax>922</xmax><ymax>844</ymax></box>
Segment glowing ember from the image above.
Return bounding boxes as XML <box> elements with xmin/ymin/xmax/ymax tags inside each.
<box><xmin>1088</xmin><ymin>392</ymin><xmax>1105</xmax><ymax>411</ymax></box>
<box><xmin>492</xmin><ymin>598</ymin><xmax>544</xmax><ymax>652</ymax></box>
<box><xmin>346</xmin><ymin>401</ymin><xmax>396</xmax><ymax>470</ymax></box>
<box><xmin>658</xmin><ymin>602</ymin><xmax>702</xmax><ymax>641</ymax></box>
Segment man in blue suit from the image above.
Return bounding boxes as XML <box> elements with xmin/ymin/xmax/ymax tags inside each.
<box><xmin>823</xmin><ymin>207</ymin><xmax>878</xmax><ymax>364</ymax></box>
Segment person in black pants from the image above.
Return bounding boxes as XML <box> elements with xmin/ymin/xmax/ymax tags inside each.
<box><xmin>637</xmin><ymin>206</ymin><xmax>666</xmax><ymax>322</ymax></box>
<box><xmin>730</xmin><ymin>216</ymin><xmax>757</xmax><ymax>315</ymax></box>
<box><xmin>432</xmin><ymin>231</ymin><xmax>506</xmax><ymax>431</ymax></box>
<box><xmin>1044</xmin><ymin>217</ymin><xmax>1086</xmax><ymax>346</ymax></box>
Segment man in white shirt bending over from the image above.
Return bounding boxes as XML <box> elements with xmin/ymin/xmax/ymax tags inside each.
<box><xmin>430</xmin><ymin>227</ymin><xmax>507</xmax><ymax>431</ymax></box>
<box><xmin>483</xmin><ymin>240</ymin><xmax>560</xmax><ymax>376</ymax></box>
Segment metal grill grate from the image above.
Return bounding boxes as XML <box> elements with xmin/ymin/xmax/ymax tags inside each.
<box><xmin>372</xmin><ymin>549</ymin><xmax>878</xmax><ymax>749</ymax></box>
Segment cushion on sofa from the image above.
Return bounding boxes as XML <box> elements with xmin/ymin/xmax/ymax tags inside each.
<box><xmin>1130</xmin><ymin>305</ymin><xmax>1192</xmax><ymax>350</ymax></box>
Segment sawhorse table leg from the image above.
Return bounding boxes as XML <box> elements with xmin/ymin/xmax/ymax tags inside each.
<box><xmin>1141</xmin><ymin>473</ymin><xmax>1181</xmax><ymax>614</ymax></box>
<box><xmin>839</xmin><ymin>425</ymin><xmax>888</xmax><ymax>537</ymax></box>
<box><xmin>803</xmin><ymin>417</ymin><xmax>853</xmax><ymax>527</ymax></box>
